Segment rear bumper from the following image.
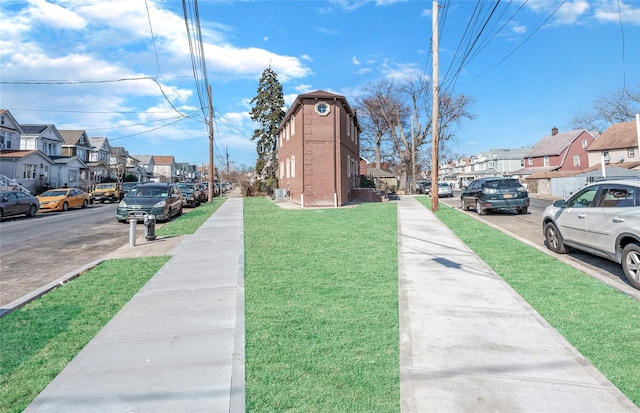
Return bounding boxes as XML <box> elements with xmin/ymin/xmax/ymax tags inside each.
<box><xmin>481</xmin><ymin>197</ymin><xmax>530</xmax><ymax>210</ymax></box>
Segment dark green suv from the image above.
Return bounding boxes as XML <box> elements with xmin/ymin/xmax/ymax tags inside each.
<box><xmin>461</xmin><ymin>177</ymin><xmax>529</xmax><ymax>215</ymax></box>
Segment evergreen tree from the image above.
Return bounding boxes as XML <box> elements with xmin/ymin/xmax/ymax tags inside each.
<box><xmin>249</xmin><ymin>66</ymin><xmax>285</xmax><ymax>188</ymax></box>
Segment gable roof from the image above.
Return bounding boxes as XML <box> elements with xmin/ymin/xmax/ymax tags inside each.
<box><xmin>59</xmin><ymin>130</ymin><xmax>90</xmax><ymax>146</ymax></box>
<box><xmin>132</xmin><ymin>154</ymin><xmax>153</xmax><ymax>164</ymax></box>
<box><xmin>153</xmin><ymin>155</ymin><xmax>175</xmax><ymax>165</ymax></box>
<box><xmin>587</xmin><ymin>121</ymin><xmax>638</xmax><ymax>151</ymax></box>
<box><xmin>89</xmin><ymin>137</ymin><xmax>111</xmax><ymax>151</ymax></box>
<box><xmin>21</xmin><ymin>124</ymin><xmax>58</xmax><ymax>136</ymax></box>
<box><xmin>0</xmin><ymin>110</ymin><xmax>24</xmax><ymax>134</ymax></box>
<box><xmin>0</xmin><ymin>149</ymin><xmax>53</xmax><ymax>163</ymax></box>
<box><xmin>525</xmin><ymin>129</ymin><xmax>596</xmax><ymax>158</ymax></box>
<box><xmin>278</xmin><ymin>90</ymin><xmax>361</xmax><ymax>134</ymax></box>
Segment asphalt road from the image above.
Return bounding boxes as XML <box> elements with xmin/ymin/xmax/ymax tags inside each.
<box><xmin>0</xmin><ymin>202</ymin><xmax>135</xmax><ymax>306</ymax></box>
<box><xmin>438</xmin><ymin>191</ymin><xmax>640</xmax><ymax>299</ymax></box>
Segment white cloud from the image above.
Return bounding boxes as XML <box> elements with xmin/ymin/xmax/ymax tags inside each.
<box><xmin>27</xmin><ymin>0</ymin><xmax>87</xmax><ymax>30</ymax></box>
<box><xmin>379</xmin><ymin>60</ymin><xmax>422</xmax><ymax>82</ymax></box>
<box><xmin>554</xmin><ymin>0</ymin><xmax>590</xmax><ymax>25</ymax></box>
<box><xmin>594</xmin><ymin>0</ymin><xmax>640</xmax><ymax>24</ymax></box>
<box><xmin>352</xmin><ymin>56</ymin><xmax>360</xmax><ymax>65</ymax></box>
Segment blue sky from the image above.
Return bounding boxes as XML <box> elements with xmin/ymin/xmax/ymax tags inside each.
<box><xmin>1</xmin><ymin>0</ymin><xmax>639</xmax><ymax>171</ymax></box>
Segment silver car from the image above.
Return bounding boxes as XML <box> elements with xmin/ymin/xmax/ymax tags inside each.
<box><xmin>542</xmin><ymin>180</ymin><xmax>640</xmax><ymax>289</ymax></box>
<box><xmin>436</xmin><ymin>182</ymin><xmax>453</xmax><ymax>198</ymax></box>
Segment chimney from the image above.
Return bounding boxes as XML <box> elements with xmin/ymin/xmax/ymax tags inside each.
<box><xmin>551</xmin><ymin>127</ymin><xmax>558</xmax><ymax>136</ymax></box>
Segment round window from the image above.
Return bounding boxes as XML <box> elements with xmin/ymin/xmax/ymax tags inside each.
<box><xmin>314</xmin><ymin>101</ymin><xmax>330</xmax><ymax>116</ymax></box>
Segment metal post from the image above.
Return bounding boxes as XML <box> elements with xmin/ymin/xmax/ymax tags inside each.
<box><xmin>129</xmin><ymin>217</ymin><xmax>137</xmax><ymax>246</ymax></box>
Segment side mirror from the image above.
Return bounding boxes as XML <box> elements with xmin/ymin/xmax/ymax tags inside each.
<box><xmin>553</xmin><ymin>199</ymin><xmax>566</xmax><ymax>208</ymax></box>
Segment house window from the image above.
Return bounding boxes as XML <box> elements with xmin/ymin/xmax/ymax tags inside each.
<box><xmin>23</xmin><ymin>164</ymin><xmax>37</xmax><ymax>179</ymax></box>
<box><xmin>291</xmin><ymin>156</ymin><xmax>295</xmax><ymax>178</ymax></box>
<box><xmin>543</xmin><ymin>156</ymin><xmax>549</xmax><ymax>167</ymax></box>
<box><xmin>629</xmin><ymin>148</ymin><xmax>636</xmax><ymax>158</ymax></box>
<box><xmin>347</xmin><ymin>116</ymin><xmax>351</xmax><ymax>138</ymax></box>
<box><xmin>291</xmin><ymin>116</ymin><xmax>295</xmax><ymax>137</ymax></box>
<box><xmin>573</xmin><ymin>155</ymin><xmax>580</xmax><ymax>166</ymax></box>
<box><xmin>315</xmin><ymin>101</ymin><xmax>330</xmax><ymax>116</ymax></box>
<box><xmin>347</xmin><ymin>155</ymin><xmax>351</xmax><ymax>177</ymax></box>
<box><xmin>527</xmin><ymin>158</ymin><xmax>533</xmax><ymax>165</ymax></box>
<box><xmin>520</xmin><ymin>159</ymin><xmax>524</xmax><ymax>167</ymax></box>
<box><xmin>280</xmin><ymin>162</ymin><xmax>284</xmax><ymax>179</ymax></box>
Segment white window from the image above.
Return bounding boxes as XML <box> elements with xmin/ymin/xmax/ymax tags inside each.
<box><xmin>286</xmin><ymin>158</ymin><xmax>290</xmax><ymax>178</ymax></box>
<box><xmin>347</xmin><ymin>116</ymin><xmax>351</xmax><ymax>137</ymax></box>
<box><xmin>280</xmin><ymin>162</ymin><xmax>284</xmax><ymax>179</ymax></box>
<box><xmin>573</xmin><ymin>155</ymin><xmax>580</xmax><ymax>166</ymax></box>
<box><xmin>347</xmin><ymin>155</ymin><xmax>351</xmax><ymax>177</ymax></box>
<box><xmin>23</xmin><ymin>164</ymin><xmax>37</xmax><ymax>179</ymax></box>
<box><xmin>528</xmin><ymin>158</ymin><xmax>533</xmax><ymax>165</ymax></box>
<box><xmin>286</xmin><ymin>123</ymin><xmax>290</xmax><ymax>141</ymax></box>
<box><xmin>629</xmin><ymin>148</ymin><xmax>636</xmax><ymax>158</ymax></box>
<box><xmin>291</xmin><ymin>156</ymin><xmax>296</xmax><ymax>178</ymax></box>
<box><xmin>543</xmin><ymin>156</ymin><xmax>549</xmax><ymax>167</ymax></box>
<box><xmin>315</xmin><ymin>102</ymin><xmax>330</xmax><ymax>116</ymax></box>
<box><xmin>69</xmin><ymin>169</ymin><xmax>78</xmax><ymax>183</ymax></box>
<box><xmin>291</xmin><ymin>116</ymin><xmax>295</xmax><ymax>137</ymax></box>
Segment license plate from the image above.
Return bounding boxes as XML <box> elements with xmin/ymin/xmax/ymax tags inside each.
<box><xmin>134</xmin><ymin>212</ymin><xmax>144</xmax><ymax>217</ymax></box>
<box><xmin>503</xmin><ymin>194</ymin><xmax>513</xmax><ymax>199</ymax></box>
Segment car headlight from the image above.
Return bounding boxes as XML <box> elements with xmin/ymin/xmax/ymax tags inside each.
<box><xmin>119</xmin><ymin>200</ymin><xmax>127</xmax><ymax>207</ymax></box>
<box><xmin>153</xmin><ymin>200</ymin><xmax>167</xmax><ymax>208</ymax></box>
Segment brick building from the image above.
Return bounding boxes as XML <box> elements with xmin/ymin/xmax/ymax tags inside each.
<box><xmin>277</xmin><ymin>90</ymin><xmax>361</xmax><ymax>207</ymax></box>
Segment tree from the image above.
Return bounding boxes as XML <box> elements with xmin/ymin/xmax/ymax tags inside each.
<box><xmin>357</xmin><ymin>77</ymin><xmax>474</xmax><ymax>191</ymax></box>
<box><xmin>249</xmin><ymin>66</ymin><xmax>285</xmax><ymax>189</ymax></box>
<box><xmin>571</xmin><ymin>84</ymin><xmax>640</xmax><ymax>133</ymax></box>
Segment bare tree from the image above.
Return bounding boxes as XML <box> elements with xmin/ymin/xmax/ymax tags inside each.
<box><xmin>572</xmin><ymin>84</ymin><xmax>640</xmax><ymax>133</ymax></box>
<box><xmin>357</xmin><ymin>77</ymin><xmax>475</xmax><ymax>191</ymax></box>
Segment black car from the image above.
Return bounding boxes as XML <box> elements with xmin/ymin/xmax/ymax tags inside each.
<box><xmin>116</xmin><ymin>183</ymin><xmax>184</xmax><ymax>222</ymax></box>
<box><xmin>177</xmin><ymin>182</ymin><xmax>201</xmax><ymax>207</ymax></box>
<box><xmin>0</xmin><ymin>190</ymin><xmax>40</xmax><ymax>220</ymax></box>
<box><xmin>461</xmin><ymin>177</ymin><xmax>529</xmax><ymax>215</ymax></box>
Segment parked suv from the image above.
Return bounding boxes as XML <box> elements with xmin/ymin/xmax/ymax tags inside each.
<box><xmin>116</xmin><ymin>183</ymin><xmax>183</xmax><ymax>223</ymax></box>
<box><xmin>91</xmin><ymin>182</ymin><xmax>122</xmax><ymax>203</ymax></box>
<box><xmin>461</xmin><ymin>177</ymin><xmax>529</xmax><ymax>215</ymax></box>
<box><xmin>177</xmin><ymin>182</ymin><xmax>201</xmax><ymax>207</ymax></box>
<box><xmin>542</xmin><ymin>180</ymin><xmax>640</xmax><ymax>289</ymax></box>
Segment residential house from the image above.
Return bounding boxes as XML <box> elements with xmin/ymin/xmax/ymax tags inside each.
<box><xmin>152</xmin><ymin>155</ymin><xmax>176</xmax><ymax>182</ymax></box>
<box><xmin>20</xmin><ymin>124</ymin><xmax>64</xmax><ymax>158</ymax></box>
<box><xmin>359</xmin><ymin>158</ymin><xmax>397</xmax><ymax>192</ymax></box>
<box><xmin>0</xmin><ymin>110</ymin><xmax>23</xmax><ymax>151</ymax></box>
<box><xmin>176</xmin><ymin>162</ymin><xmax>199</xmax><ymax>181</ymax></box>
<box><xmin>60</xmin><ymin>130</ymin><xmax>92</xmax><ymax>163</ymax></box>
<box><xmin>0</xmin><ymin>150</ymin><xmax>53</xmax><ymax>193</ymax></box>
<box><xmin>586</xmin><ymin>121</ymin><xmax>639</xmax><ymax>168</ymax></box>
<box><xmin>277</xmin><ymin>90</ymin><xmax>361</xmax><ymax>207</ymax></box>
<box><xmin>50</xmin><ymin>155</ymin><xmax>89</xmax><ymax>190</ymax></box>
<box><xmin>518</xmin><ymin>127</ymin><xmax>598</xmax><ymax>178</ymax></box>
<box><xmin>131</xmin><ymin>155</ymin><xmax>155</xmax><ymax>178</ymax></box>
<box><xmin>87</xmin><ymin>137</ymin><xmax>114</xmax><ymax>184</ymax></box>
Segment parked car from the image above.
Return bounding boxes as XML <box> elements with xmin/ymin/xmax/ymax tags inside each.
<box><xmin>461</xmin><ymin>177</ymin><xmax>529</xmax><ymax>215</ymax></box>
<box><xmin>177</xmin><ymin>182</ymin><xmax>201</xmax><ymax>207</ymax></box>
<box><xmin>195</xmin><ymin>183</ymin><xmax>207</xmax><ymax>203</ymax></box>
<box><xmin>116</xmin><ymin>183</ymin><xmax>184</xmax><ymax>223</ymax></box>
<box><xmin>416</xmin><ymin>180</ymin><xmax>429</xmax><ymax>194</ymax></box>
<box><xmin>0</xmin><ymin>190</ymin><xmax>40</xmax><ymax>220</ymax></box>
<box><xmin>121</xmin><ymin>182</ymin><xmax>140</xmax><ymax>197</ymax></box>
<box><xmin>542</xmin><ymin>180</ymin><xmax>640</xmax><ymax>289</ymax></box>
<box><xmin>436</xmin><ymin>182</ymin><xmax>453</xmax><ymax>198</ymax></box>
<box><xmin>91</xmin><ymin>182</ymin><xmax>122</xmax><ymax>203</ymax></box>
<box><xmin>37</xmin><ymin>188</ymin><xmax>91</xmax><ymax>211</ymax></box>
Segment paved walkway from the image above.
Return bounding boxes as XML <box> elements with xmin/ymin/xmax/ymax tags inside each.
<box><xmin>24</xmin><ymin>195</ymin><xmax>638</xmax><ymax>412</ymax></box>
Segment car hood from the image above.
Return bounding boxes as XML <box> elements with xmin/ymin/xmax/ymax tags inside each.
<box><xmin>122</xmin><ymin>196</ymin><xmax>167</xmax><ymax>206</ymax></box>
<box><xmin>37</xmin><ymin>195</ymin><xmax>66</xmax><ymax>201</ymax></box>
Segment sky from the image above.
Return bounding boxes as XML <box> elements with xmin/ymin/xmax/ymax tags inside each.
<box><xmin>1</xmin><ymin>0</ymin><xmax>639</xmax><ymax>172</ymax></box>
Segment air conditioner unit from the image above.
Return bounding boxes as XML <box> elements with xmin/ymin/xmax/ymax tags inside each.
<box><xmin>603</xmin><ymin>156</ymin><xmax>610</xmax><ymax>164</ymax></box>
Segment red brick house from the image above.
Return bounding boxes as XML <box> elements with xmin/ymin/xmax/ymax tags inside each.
<box><xmin>277</xmin><ymin>90</ymin><xmax>361</xmax><ymax>207</ymax></box>
<box><xmin>520</xmin><ymin>127</ymin><xmax>598</xmax><ymax>176</ymax></box>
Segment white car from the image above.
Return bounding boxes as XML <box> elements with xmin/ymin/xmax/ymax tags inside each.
<box><xmin>542</xmin><ymin>180</ymin><xmax>640</xmax><ymax>289</ymax></box>
<box><xmin>436</xmin><ymin>182</ymin><xmax>453</xmax><ymax>198</ymax></box>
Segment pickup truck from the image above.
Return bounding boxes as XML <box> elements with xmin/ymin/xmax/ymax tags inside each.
<box><xmin>91</xmin><ymin>183</ymin><xmax>122</xmax><ymax>203</ymax></box>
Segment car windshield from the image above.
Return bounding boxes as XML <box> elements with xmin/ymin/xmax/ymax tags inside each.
<box><xmin>132</xmin><ymin>187</ymin><xmax>168</xmax><ymax>198</ymax></box>
<box><xmin>484</xmin><ymin>179</ymin><xmax>521</xmax><ymax>189</ymax></box>
<box><xmin>439</xmin><ymin>183</ymin><xmax>449</xmax><ymax>188</ymax></box>
<box><xmin>95</xmin><ymin>184</ymin><xmax>114</xmax><ymax>189</ymax></box>
<box><xmin>41</xmin><ymin>190</ymin><xmax>67</xmax><ymax>197</ymax></box>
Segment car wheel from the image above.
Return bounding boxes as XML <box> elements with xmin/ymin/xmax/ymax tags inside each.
<box><xmin>28</xmin><ymin>204</ymin><xmax>37</xmax><ymax>217</ymax></box>
<box><xmin>82</xmin><ymin>200</ymin><xmax>88</xmax><ymax>208</ymax></box>
<box><xmin>622</xmin><ymin>243</ymin><xmax>640</xmax><ymax>290</ymax></box>
<box><xmin>460</xmin><ymin>198</ymin><xmax>469</xmax><ymax>211</ymax></box>
<box><xmin>518</xmin><ymin>207</ymin><xmax>528</xmax><ymax>214</ymax></box>
<box><xmin>544</xmin><ymin>222</ymin><xmax>567</xmax><ymax>254</ymax></box>
<box><xmin>62</xmin><ymin>202</ymin><xmax>69</xmax><ymax>211</ymax></box>
<box><xmin>475</xmin><ymin>199</ymin><xmax>486</xmax><ymax>215</ymax></box>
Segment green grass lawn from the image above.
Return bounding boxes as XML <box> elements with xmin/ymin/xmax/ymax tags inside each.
<box><xmin>416</xmin><ymin>196</ymin><xmax>640</xmax><ymax>406</ymax></box>
<box><xmin>243</xmin><ymin>197</ymin><xmax>400</xmax><ymax>412</ymax></box>
<box><xmin>0</xmin><ymin>257</ymin><xmax>169</xmax><ymax>413</ymax></box>
<box><xmin>156</xmin><ymin>197</ymin><xmax>225</xmax><ymax>236</ymax></box>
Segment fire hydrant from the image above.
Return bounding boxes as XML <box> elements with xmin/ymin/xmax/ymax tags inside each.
<box><xmin>144</xmin><ymin>214</ymin><xmax>156</xmax><ymax>241</ymax></box>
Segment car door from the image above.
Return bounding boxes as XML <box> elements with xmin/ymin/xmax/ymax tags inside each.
<box><xmin>554</xmin><ymin>185</ymin><xmax>601</xmax><ymax>247</ymax></box>
<box><xmin>14</xmin><ymin>191</ymin><xmax>30</xmax><ymax>215</ymax></box>
<box><xmin>461</xmin><ymin>181</ymin><xmax>478</xmax><ymax>208</ymax></box>
<box><xmin>587</xmin><ymin>184</ymin><xmax>638</xmax><ymax>255</ymax></box>
<box><xmin>4</xmin><ymin>192</ymin><xmax>20</xmax><ymax>216</ymax></box>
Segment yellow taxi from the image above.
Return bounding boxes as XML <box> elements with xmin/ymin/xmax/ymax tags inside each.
<box><xmin>37</xmin><ymin>188</ymin><xmax>91</xmax><ymax>211</ymax></box>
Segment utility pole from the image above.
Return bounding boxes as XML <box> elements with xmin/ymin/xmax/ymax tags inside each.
<box><xmin>431</xmin><ymin>0</ymin><xmax>440</xmax><ymax>212</ymax></box>
<box><xmin>226</xmin><ymin>146</ymin><xmax>230</xmax><ymax>178</ymax></box>
<box><xmin>207</xmin><ymin>84</ymin><xmax>215</xmax><ymax>201</ymax></box>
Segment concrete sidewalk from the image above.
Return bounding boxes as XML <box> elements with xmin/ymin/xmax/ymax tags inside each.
<box><xmin>398</xmin><ymin>196</ymin><xmax>637</xmax><ymax>412</ymax></box>
<box><xmin>25</xmin><ymin>197</ymin><xmax>245</xmax><ymax>413</ymax></box>
<box><xmin>24</xmin><ymin>195</ymin><xmax>638</xmax><ymax>412</ymax></box>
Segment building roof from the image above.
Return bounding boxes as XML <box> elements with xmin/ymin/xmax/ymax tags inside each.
<box><xmin>132</xmin><ymin>154</ymin><xmax>153</xmax><ymax>164</ymax></box>
<box><xmin>587</xmin><ymin>121</ymin><xmax>638</xmax><ymax>151</ymax></box>
<box><xmin>89</xmin><ymin>137</ymin><xmax>109</xmax><ymax>150</ymax></box>
<box><xmin>21</xmin><ymin>124</ymin><xmax>53</xmax><ymax>135</ymax></box>
<box><xmin>0</xmin><ymin>149</ymin><xmax>39</xmax><ymax>159</ymax></box>
<box><xmin>486</xmin><ymin>147</ymin><xmax>530</xmax><ymax>159</ymax></box>
<box><xmin>153</xmin><ymin>155</ymin><xmax>175</xmax><ymax>165</ymax></box>
<box><xmin>525</xmin><ymin>129</ymin><xmax>596</xmax><ymax>157</ymax></box>
<box><xmin>278</xmin><ymin>90</ymin><xmax>361</xmax><ymax>134</ymax></box>
<box><xmin>59</xmin><ymin>130</ymin><xmax>88</xmax><ymax>145</ymax></box>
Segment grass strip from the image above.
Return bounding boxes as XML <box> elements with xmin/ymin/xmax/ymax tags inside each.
<box><xmin>0</xmin><ymin>256</ymin><xmax>169</xmax><ymax>413</ymax></box>
<box><xmin>243</xmin><ymin>197</ymin><xmax>400</xmax><ymax>412</ymax></box>
<box><xmin>416</xmin><ymin>196</ymin><xmax>640</xmax><ymax>407</ymax></box>
<box><xmin>156</xmin><ymin>197</ymin><xmax>225</xmax><ymax>236</ymax></box>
